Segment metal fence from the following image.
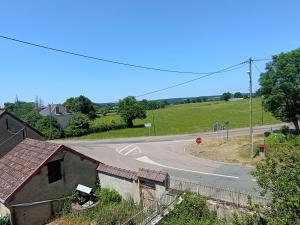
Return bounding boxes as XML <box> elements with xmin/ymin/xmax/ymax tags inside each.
<box><xmin>170</xmin><ymin>178</ymin><xmax>270</xmax><ymax>207</ymax></box>
<box><xmin>121</xmin><ymin>191</ymin><xmax>178</xmax><ymax>225</ymax></box>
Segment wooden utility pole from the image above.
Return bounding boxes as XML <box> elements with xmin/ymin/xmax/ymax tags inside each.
<box><xmin>248</xmin><ymin>58</ymin><xmax>254</xmax><ymax>158</ymax></box>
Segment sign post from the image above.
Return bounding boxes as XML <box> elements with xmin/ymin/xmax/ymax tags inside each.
<box><xmin>145</xmin><ymin>123</ymin><xmax>152</xmax><ymax>136</ymax></box>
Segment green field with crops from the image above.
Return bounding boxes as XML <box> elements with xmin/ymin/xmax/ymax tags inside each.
<box><xmin>72</xmin><ymin>98</ymin><xmax>279</xmax><ymax>140</ymax></box>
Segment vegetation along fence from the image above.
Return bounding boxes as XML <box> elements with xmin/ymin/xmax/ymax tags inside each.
<box><xmin>121</xmin><ymin>191</ymin><xmax>178</xmax><ymax>225</ymax></box>
<box><xmin>170</xmin><ymin>178</ymin><xmax>271</xmax><ymax>207</ymax></box>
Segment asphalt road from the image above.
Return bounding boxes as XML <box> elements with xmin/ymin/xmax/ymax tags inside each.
<box><xmin>54</xmin><ymin>124</ymin><xmax>285</xmax><ymax>194</ymax></box>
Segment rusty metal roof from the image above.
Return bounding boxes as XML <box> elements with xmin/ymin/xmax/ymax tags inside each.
<box><xmin>97</xmin><ymin>164</ymin><xmax>168</xmax><ymax>183</ymax></box>
<box><xmin>137</xmin><ymin>168</ymin><xmax>168</xmax><ymax>183</ymax></box>
<box><xmin>97</xmin><ymin>164</ymin><xmax>138</xmax><ymax>180</ymax></box>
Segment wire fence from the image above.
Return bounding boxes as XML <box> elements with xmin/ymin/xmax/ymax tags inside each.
<box><xmin>121</xmin><ymin>191</ymin><xmax>179</xmax><ymax>225</ymax></box>
<box><xmin>170</xmin><ymin>178</ymin><xmax>271</xmax><ymax>207</ymax></box>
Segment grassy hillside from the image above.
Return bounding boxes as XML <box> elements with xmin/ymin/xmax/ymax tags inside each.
<box><xmin>73</xmin><ymin>98</ymin><xmax>279</xmax><ymax>140</ymax></box>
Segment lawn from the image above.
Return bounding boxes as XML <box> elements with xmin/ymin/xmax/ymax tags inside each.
<box><xmin>71</xmin><ymin>98</ymin><xmax>279</xmax><ymax>140</ymax></box>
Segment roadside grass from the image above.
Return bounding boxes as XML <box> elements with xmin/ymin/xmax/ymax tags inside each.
<box><xmin>70</xmin><ymin>98</ymin><xmax>279</xmax><ymax>140</ymax></box>
<box><xmin>187</xmin><ymin>134</ymin><xmax>265</xmax><ymax>166</ymax></box>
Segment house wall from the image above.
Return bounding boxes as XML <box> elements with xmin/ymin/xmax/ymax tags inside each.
<box><xmin>8</xmin><ymin>150</ymin><xmax>98</xmax><ymax>225</ymax></box>
<box><xmin>55</xmin><ymin>114</ymin><xmax>72</xmax><ymax>129</ymax></box>
<box><xmin>98</xmin><ymin>173</ymin><xmax>140</xmax><ymax>203</ymax></box>
<box><xmin>155</xmin><ymin>184</ymin><xmax>167</xmax><ymax>200</ymax></box>
<box><xmin>0</xmin><ymin>113</ymin><xmax>43</xmax><ymax>158</ymax></box>
<box><xmin>0</xmin><ymin>203</ymin><xmax>10</xmax><ymax>217</ymax></box>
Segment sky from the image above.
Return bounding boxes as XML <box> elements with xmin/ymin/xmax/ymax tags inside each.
<box><xmin>0</xmin><ymin>0</ymin><xmax>299</xmax><ymax>105</ymax></box>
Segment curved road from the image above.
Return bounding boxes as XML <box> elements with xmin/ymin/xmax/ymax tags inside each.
<box><xmin>54</xmin><ymin>124</ymin><xmax>284</xmax><ymax>193</ymax></box>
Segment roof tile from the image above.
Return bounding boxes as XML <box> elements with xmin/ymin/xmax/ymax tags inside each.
<box><xmin>0</xmin><ymin>139</ymin><xmax>62</xmax><ymax>203</ymax></box>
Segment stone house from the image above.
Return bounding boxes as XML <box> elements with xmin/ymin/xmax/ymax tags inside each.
<box><xmin>0</xmin><ymin>138</ymin><xmax>99</xmax><ymax>225</ymax></box>
<box><xmin>39</xmin><ymin>104</ymin><xmax>73</xmax><ymax>129</ymax></box>
<box><xmin>0</xmin><ymin>110</ymin><xmax>43</xmax><ymax>158</ymax></box>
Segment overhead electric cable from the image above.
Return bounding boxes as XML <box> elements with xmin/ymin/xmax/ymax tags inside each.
<box><xmin>135</xmin><ymin>61</ymin><xmax>247</xmax><ymax>98</ymax></box>
<box><xmin>253</xmin><ymin>61</ymin><xmax>263</xmax><ymax>74</ymax></box>
<box><xmin>253</xmin><ymin>58</ymin><xmax>272</xmax><ymax>62</ymax></box>
<box><xmin>0</xmin><ymin>35</ymin><xmax>244</xmax><ymax>75</ymax></box>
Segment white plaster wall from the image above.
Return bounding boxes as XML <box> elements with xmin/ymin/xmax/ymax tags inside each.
<box><xmin>155</xmin><ymin>184</ymin><xmax>167</xmax><ymax>200</ymax></box>
<box><xmin>98</xmin><ymin>173</ymin><xmax>140</xmax><ymax>203</ymax></box>
<box><xmin>0</xmin><ymin>203</ymin><xmax>10</xmax><ymax>217</ymax></box>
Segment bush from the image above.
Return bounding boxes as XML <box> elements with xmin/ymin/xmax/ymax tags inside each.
<box><xmin>0</xmin><ymin>216</ymin><xmax>9</xmax><ymax>225</ymax></box>
<box><xmin>279</xmin><ymin>125</ymin><xmax>290</xmax><ymax>136</ymax></box>
<box><xmin>64</xmin><ymin>113</ymin><xmax>90</xmax><ymax>137</ymax></box>
<box><xmin>97</xmin><ymin>188</ymin><xmax>122</xmax><ymax>204</ymax></box>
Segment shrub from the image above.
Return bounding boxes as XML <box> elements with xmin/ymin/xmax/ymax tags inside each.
<box><xmin>64</xmin><ymin>113</ymin><xmax>90</xmax><ymax>137</ymax></box>
<box><xmin>0</xmin><ymin>216</ymin><xmax>10</xmax><ymax>225</ymax></box>
<box><xmin>279</xmin><ymin>125</ymin><xmax>290</xmax><ymax>136</ymax></box>
<box><xmin>97</xmin><ymin>188</ymin><xmax>122</xmax><ymax>204</ymax></box>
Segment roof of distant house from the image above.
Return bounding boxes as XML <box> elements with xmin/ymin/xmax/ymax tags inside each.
<box><xmin>39</xmin><ymin>104</ymin><xmax>72</xmax><ymax>116</ymax></box>
<box><xmin>0</xmin><ymin>138</ymin><xmax>98</xmax><ymax>204</ymax></box>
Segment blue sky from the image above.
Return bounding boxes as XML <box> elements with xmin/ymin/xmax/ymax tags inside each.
<box><xmin>0</xmin><ymin>0</ymin><xmax>299</xmax><ymax>105</ymax></box>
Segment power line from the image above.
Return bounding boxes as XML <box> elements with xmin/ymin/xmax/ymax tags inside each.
<box><xmin>253</xmin><ymin>58</ymin><xmax>272</xmax><ymax>62</ymax></box>
<box><xmin>253</xmin><ymin>61</ymin><xmax>263</xmax><ymax>74</ymax></box>
<box><xmin>135</xmin><ymin>61</ymin><xmax>247</xmax><ymax>98</ymax></box>
<box><xmin>0</xmin><ymin>35</ymin><xmax>242</xmax><ymax>76</ymax></box>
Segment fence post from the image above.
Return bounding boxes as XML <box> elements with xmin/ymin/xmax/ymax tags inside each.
<box><xmin>197</xmin><ymin>184</ymin><xmax>199</xmax><ymax>195</ymax></box>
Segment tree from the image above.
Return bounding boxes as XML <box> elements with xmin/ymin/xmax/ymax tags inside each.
<box><xmin>259</xmin><ymin>48</ymin><xmax>300</xmax><ymax>133</ymax></box>
<box><xmin>64</xmin><ymin>95</ymin><xmax>96</xmax><ymax>119</ymax></box>
<box><xmin>117</xmin><ymin>96</ymin><xmax>146</xmax><ymax>128</ymax></box>
<box><xmin>221</xmin><ymin>92</ymin><xmax>232</xmax><ymax>101</ymax></box>
<box><xmin>252</xmin><ymin>134</ymin><xmax>300</xmax><ymax>224</ymax></box>
<box><xmin>64</xmin><ymin>113</ymin><xmax>90</xmax><ymax>137</ymax></box>
<box><xmin>233</xmin><ymin>92</ymin><xmax>243</xmax><ymax>98</ymax></box>
<box><xmin>35</xmin><ymin>116</ymin><xmax>61</xmax><ymax>139</ymax></box>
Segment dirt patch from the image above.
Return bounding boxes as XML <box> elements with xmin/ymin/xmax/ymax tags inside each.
<box><xmin>47</xmin><ymin>217</ymin><xmax>92</xmax><ymax>225</ymax></box>
<box><xmin>186</xmin><ymin>134</ymin><xmax>265</xmax><ymax>166</ymax></box>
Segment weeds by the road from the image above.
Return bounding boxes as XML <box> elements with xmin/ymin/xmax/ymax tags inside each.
<box><xmin>187</xmin><ymin>134</ymin><xmax>265</xmax><ymax>165</ymax></box>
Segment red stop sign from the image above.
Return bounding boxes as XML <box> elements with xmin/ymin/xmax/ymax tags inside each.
<box><xmin>196</xmin><ymin>137</ymin><xmax>202</xmax><ymax>144</ymax></box>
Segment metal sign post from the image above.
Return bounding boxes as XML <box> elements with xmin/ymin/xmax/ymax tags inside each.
<box><xmin>145</xmin><ymin>123</ymin><xmax>152</xmax><ymax>136</ymax></box>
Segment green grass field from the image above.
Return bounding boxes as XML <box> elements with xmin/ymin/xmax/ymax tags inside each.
<box><xmin>72</xmin><ymin>98</ymin><xmax>279</xmax><ymax>140</ymax></box>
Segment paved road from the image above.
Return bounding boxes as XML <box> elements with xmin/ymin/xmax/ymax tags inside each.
<box><xmin>54</xmin><ymin>124</ymin><xmax>285</xmax><ymax>193</ymax></box>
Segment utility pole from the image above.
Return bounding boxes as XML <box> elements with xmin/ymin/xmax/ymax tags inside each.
<box><xmin>247</xmin><ymin>58</ymin><xmax>254</xmax><ymax>158</ymax></box>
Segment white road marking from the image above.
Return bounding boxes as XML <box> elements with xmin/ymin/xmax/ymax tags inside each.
<box><xmin>124</xmin><ymin>147</ymin><xmax>138</xmax><ymax>156</ymax></box>
<box><xmin>135</xmin><ymin>156</ymin><xmax>239</xmax><ymax>179</ymax></box>
<box><xmin>118</xmin><ymin>144</ymin><xmax>134</xmax><ymax>153</ymax></box>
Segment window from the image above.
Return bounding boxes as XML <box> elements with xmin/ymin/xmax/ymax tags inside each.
<box><xmin>47</xmin><ymin>160</ymin><xmax>62</xmax><ymax>183</ymax></box>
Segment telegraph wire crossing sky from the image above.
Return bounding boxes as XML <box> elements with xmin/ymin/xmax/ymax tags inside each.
<box><xmin>0</xmin><ymin>0</ymin><xmax>299</xmax><ymax>105</ymax></box>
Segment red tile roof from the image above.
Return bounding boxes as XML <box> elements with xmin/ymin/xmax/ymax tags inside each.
<box><xmin>137</xmin><ymin>168</ymin><xmax>168</xmax><ymax>183</ymax></box>
<box><xmin>97</xmin><ymin>164</ymin><xmax>168</xmax><ymax>183</ymax></box>
<box><xmin>0</xmin><ymin>139</ymin><xmax>98</xmax><ymax>204</ymax></box>
<box><xmin>97</xmin><ymin>164</ymin><xmax>137</xmax><ymax>180</ymax></box>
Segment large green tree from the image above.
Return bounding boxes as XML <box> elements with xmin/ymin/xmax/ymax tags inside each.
<box><xmin>259</xmin><ymin>48</ymin><xmax>300</xmax><ymax>133</ymax></box>
<box><xmin>252</xmin><ymin>134</ymin><xmax>300</xmax><ymax>224</ymax></box>
<box><xmin>117</xmin><ymin>96</ymin><xmax>146</xmax><ymax>128</ymax></box>
<box><xmin>221</xmin><ymin>92</ymin><xmax>232</xmax><ymax>101</ymax></box>
<box><xmin>64</xmin><ymin>95</ymin><xmax>96</xmax><ymax>119</ymax></box>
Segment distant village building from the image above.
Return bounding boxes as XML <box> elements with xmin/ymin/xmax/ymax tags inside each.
<box><xmin>0</xmin><ymin>110</ymin><xmax>43</xmax><ymax>158</ymax></box>
<box><xmin>0</xmin><ymin>139</ymin><xmax>99</xmax><ymax>225</ymax></box>
<box><xmin>39</xmin><ymin>104</ymin><xmax>73</xmax><ymax>129</ymax></box>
